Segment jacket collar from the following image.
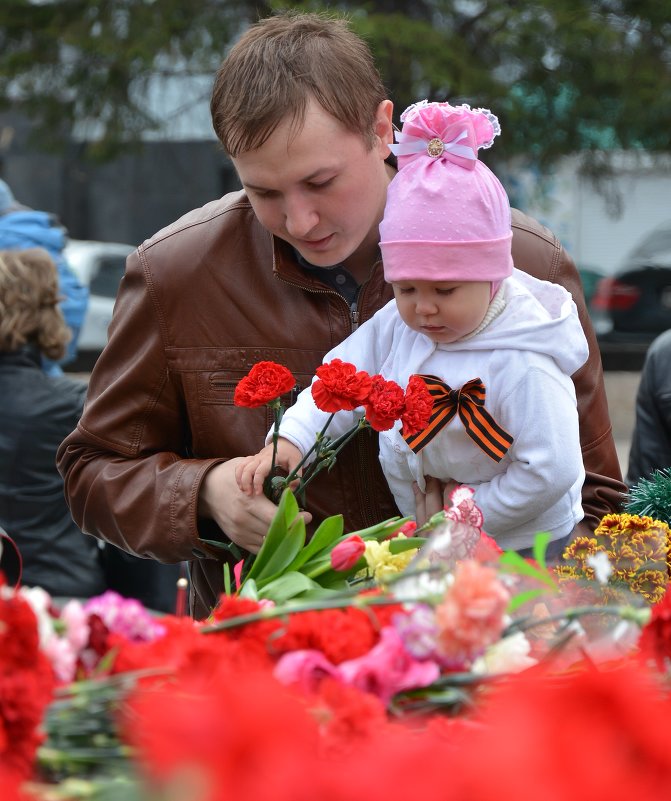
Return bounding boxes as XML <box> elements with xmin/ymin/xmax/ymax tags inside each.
<box><xmin>0</xmin><ymin>343</ymin><xmax>42</xmax><ymax>368</ymax></box>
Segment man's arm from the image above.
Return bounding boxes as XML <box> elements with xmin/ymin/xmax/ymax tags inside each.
<box><xmin>511</xmin><ymin>208</ymin><xmax>627</xmax><ymax>531</ymax></box>
<box><xmin>56</xmin><ymin>246</ymin><xmax>279</xmax><ymax>562</ymax></box>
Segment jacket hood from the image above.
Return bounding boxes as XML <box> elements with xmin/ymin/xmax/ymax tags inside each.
<box><xmin>443</xmin><ymin>269</ymin><xmax>589</xmax><ymax>376</ymax></box>
<box><xmin>0</xmin><ymin>209</ymin><xmax>66</xmax><ymax>254</ymax></box>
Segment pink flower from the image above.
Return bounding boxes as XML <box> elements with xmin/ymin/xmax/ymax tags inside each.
<box><xmin>330</xmin><ymin>536</ymin><xmax>366</xmax><ymax>572</ymax></box>
<box><xmin>273</xmin><ymin>650</ymin><xmax>340</xmax><ymax>693</ymax></box>
<box><xmin>337</xmin><ymin>626</ymin><xmax>440</xmax><ymax>704</ymax></box>
<box><xmin>83</xmin><ymin>591</ymin><xmax>165</xmax><ymax>642</ymax></box>
<box><xmin>434</xmin><ymin>560</ymin><xmax>510</xmax><ymax>666</ymax></box>
<box><xmin>387</xmin><ymin>520</ymin><xmax>417</xmax><ymax>540</ymax></box>
<box><xmin>445</xmin><ymin>485</ymin><xmax>484</xmax><ymax>528</ymax></box>
<box><xmin>60</xmin><ymin>599</ymin><xmax>91</xmax><ymax>653</ymax></box>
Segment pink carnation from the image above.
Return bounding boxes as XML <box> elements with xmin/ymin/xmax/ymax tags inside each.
<box><xmin>434</xmin><ymin>560</ymin><xmax>510</xmax><ymax>666</ymax></box>
<box><xmin>273</xmin><ymin>650</ymin><xmax>340</xmax><ymax>694</ymax></box>
<box><xmin>337</xmin><ymin>626</ymin><xmax>440</xmax><ymax>704</ymax></box>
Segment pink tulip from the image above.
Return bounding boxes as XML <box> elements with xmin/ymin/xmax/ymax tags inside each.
<box><xmin>330</xmin><ymin>535</ymin><xmax>366</xmax><ymax>571</ymax></box>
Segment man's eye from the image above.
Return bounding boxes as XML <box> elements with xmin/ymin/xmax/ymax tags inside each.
<box><xmin>308</xmin><ymin>178</ymin><xmax>334</xmax><ymax>190</ymax></box>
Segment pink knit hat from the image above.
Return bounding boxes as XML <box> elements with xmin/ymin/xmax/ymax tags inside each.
<box><xmin>380</xmin><ymin>101</ymin><xmax>513</xmax><ymax>293</ymax></box>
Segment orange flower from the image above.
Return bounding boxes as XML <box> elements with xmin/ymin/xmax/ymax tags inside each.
<box><xmin>434</xmin><ymin>559</ymin><xmax>510</xmax><ymax>665</ymax></box>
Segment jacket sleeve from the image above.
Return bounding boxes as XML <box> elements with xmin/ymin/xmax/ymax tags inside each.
<box><xmin>626</xmin><ymin>332</ymin><xmax>671</xmax><ymax>488</ymax></box>
<box><xmin>56</xmin><ymin>247</ymin><xmax>223</xmax><ymax>563</ymax></box>
<box><xmin>511</xmin><ymin>209</ymin><xmax>627</xmax><ymax>532</ymax></box>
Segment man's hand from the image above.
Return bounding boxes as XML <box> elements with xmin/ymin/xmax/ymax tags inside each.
<box><xmin>198</xmin><ymin>458</ymin><xmax>311</xmax><ymax>553</ymax></box>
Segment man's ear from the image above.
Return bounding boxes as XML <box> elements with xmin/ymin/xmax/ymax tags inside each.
<box><xmin>374</xmin><ymin>99</ymin><xmax>394</xmax><ymax>154</ymax></box>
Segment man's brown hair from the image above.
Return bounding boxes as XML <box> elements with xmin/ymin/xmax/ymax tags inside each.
<box><xmin>0</xmin><ymin>248</ymin><xmax>70</xmax><ymax>359</ymax></box>
<box><xmin>211</xmin><ymin>11</ymin><xmax>387</xmax><ymax>157</ymax></box>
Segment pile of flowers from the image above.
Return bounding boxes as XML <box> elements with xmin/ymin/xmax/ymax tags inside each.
<box><xmin>3</xmin><ymin>360</ymin><xmax>671</xmax><ymax>799</ymax></box>
<box><xmin>3</xmin><ymin>488</ymin><xmax>671</xmax><ymax>800</ymax></box>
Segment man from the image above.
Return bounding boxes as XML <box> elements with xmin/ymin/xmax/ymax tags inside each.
<box><xmin>57</xmin><ymin>11</ymin><xmax>626</xmax><ymax>619</ymax></box>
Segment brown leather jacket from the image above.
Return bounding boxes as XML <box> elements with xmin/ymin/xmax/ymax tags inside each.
<box><xmin>57</xmin><ymin>192</ymin><xmax>626</xmax><ymax>618</ymax></box>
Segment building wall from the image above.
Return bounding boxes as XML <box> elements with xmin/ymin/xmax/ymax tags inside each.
<box><xmin>0</xmin><ymin>112</ymin><xmax>240</xmax><ymax>247</ymax></box>
<box><xmin>501</xmin><ymin>153</ymin><xmax>671</xmax><ymax>276</ymax></box>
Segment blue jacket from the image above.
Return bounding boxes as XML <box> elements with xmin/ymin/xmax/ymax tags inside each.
<box><xmin>0</xmin><ymin>209</ymin><xmax>89</xmax><ymax>369</ymax></box>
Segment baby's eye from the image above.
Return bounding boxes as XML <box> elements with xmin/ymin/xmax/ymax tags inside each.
<box><xmin>436</xmin><ymin>288</ymin><xmax>456</xmax><ymax>296</ymax></box>
<box><xmin>397</xmin><ymin>287</ymin><xmax>415</xmax><ymax>294</ymax></box>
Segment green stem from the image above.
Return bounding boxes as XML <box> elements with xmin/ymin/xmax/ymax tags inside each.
<box><xmin>201</xmin><ymin>592</ymin><xmax>412</xmax><ymax>633</ymax></box>
<box><xmin>503</xmin><ymin>603</ymin><xmax>650</xmax><ymax>637</ymax></box>
<box><xmin>297</xmin><ymin>418</ymin><xmax>368</xmax><ymax>494</ymax></box>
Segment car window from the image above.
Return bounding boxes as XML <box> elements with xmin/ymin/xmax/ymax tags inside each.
<box><xmin>89</xmin><ymin>256</ymin><xmax>128</xmax><ymax>297</ymax></box>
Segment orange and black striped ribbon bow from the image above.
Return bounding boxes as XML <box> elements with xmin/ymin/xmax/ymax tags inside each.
<box><xmin>403</xmin><ymin>375</ymin><xmax>514</xmax><ymax>461</ymax></box>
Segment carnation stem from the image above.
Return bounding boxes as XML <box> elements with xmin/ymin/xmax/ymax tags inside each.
<box><xmin>201</xmin><ymin>592</ymin><xmax>410</xmax><ymax>633</ymax></box>
<box><xmin>502</xmin><ymin>603</ymin><xmax>651</xmax><ymax>636</ymax></box>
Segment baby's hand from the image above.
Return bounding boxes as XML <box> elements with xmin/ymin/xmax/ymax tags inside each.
<box><xmin>235</xmin><ymin>439</ymin><xmax>304</xmax><ymax>497</ymax></box>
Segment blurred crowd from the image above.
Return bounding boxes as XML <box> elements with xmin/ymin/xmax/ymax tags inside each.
<box><xmin>0</xmin><ymin>178</ymin><xmax>180</xmax><ymax>613</ymax></box>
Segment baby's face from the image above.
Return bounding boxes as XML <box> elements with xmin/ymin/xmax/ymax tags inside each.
<box><xmin>392</xmin><ymin>279</ymin><xmax>491</xmax><ymax>343</ymax></box>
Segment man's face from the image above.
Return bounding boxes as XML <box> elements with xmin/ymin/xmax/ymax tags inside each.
<box><xmin>232</xmin><ymin>98</ymin><xmax>393</xmax><ymax>276</ymax></box>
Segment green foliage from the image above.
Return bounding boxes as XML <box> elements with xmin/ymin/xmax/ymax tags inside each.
<box><xmin>626</xmin><ymin>468</ymin><xmax>671</xmax><ymax>525</ymax></box>
<box><xmin>234</xmin><ymin>488</ymin><xmax>408</xmax><ymax>603</ymax></box>
<box><xmin>2</xmin><ymin>1</ymin><xmax>669</xmax><ymax>164</ymax></box>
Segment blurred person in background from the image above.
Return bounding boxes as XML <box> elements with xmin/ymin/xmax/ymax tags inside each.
<box><xmin>627</xmin><ymin>329</ymin><xmax>671</xmax><ymax>488</ymax></box>
<box><xmin>0</xmin><ymin>178</ymin><xmax>89</xmax><ymax>374</ymax></box>
<box><xmin>0</xmin><ymin>247</ymin><xmax>104</xmax><ymax>598</ymax></box>
<box><xmin>0</xmin><ymin>247</ymin><xmax>180</xmax><ymax>610</ymax></box>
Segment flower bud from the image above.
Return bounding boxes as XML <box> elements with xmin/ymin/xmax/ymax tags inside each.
<box><xmin>330</xmin><ymin>535</ymin><xmax>366</xmax><ymax>571</ymax></box>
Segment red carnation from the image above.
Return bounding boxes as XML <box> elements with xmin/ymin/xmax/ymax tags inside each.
<box><xmin>363</xmin><ymin>375</ymin><xmax>406</xmax><ymax>432</ymax></box>
<box><xmin>311</xmin><ymin>359</ymin><xmax>373</xmax><ymax>413</ymax></box>
<box><xmin>400</xmin><ymin>375</ymin><xmax>434</xmax><ymax>438</ymax></box>
<box><xmin>639</xmin><ymin>585</ymin><xmax>671</xmax><ymax>670</ymax></box>
<box><xmin>234</xmin><ymin>361</ymin><xmax>296</xmax><ymax>408</ymax></box>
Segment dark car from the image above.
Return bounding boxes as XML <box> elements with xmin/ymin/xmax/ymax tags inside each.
<box><xmin>590</xmin><ymin>221</ymin><xmax>671</xmax><ymax>370</ymax></box>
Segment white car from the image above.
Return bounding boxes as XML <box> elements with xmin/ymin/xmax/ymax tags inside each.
<box><xmin>63</xmin><ymin>239</ymin><xmax>135</xmax><ymax>363</ymax></box>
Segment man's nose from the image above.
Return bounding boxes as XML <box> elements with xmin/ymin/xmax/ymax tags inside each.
<box><xmin>284</xmin><ymin>196</ymin><xmax>318</xmax><ymax>238</ymax></box>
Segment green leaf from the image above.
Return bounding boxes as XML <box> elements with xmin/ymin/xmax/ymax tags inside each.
<box><xmin>507</xmin><ymin>587</ymin><xmax>550</xmax><ymax>612</ymax></box>
<box><xmin>223</xmin><ymin>562</ymin><xmax>232</xmax><ymax>596</ymax></box>
<box><xmin>254</xmin><ymin>515</ymin><xmax>307</xmax><ymax>585</ymax></box>
<box><xmin>244</xmin><ymin>489</ymin><xmax>300</xmax><ymax>583</ymax></box>
<box><xmin>347</xmin><ymin>516</ymin><xmax>407</xmax><ymax>542</ymax></box>
<box><xmin>301</xmin><ymin>555</ymin><xmax>336</xmax><ymax>580</ymax></box>
<box><xmin>238</xmin><ymin>578</ymin><xmax>258</xmax><ymax>600</ymax></box>
<box><xmin>388</xmin><ymin>536</ymin><xmax>427</xmax><ymax>554</ymax></box>
<box><xmin>285</xmin><ymin>514</ymin><xmax>344</xmax><ymax>572</ymax></box>
<box><xmin>257</xmin><ymin>572</ymin><xmax>324</xmax><ymax>604</ymax></box>
<box><xmin>532</xmin><ymin>531</ymin><xmax>551</xmax><ymax>570</ymax></box>
<box><xmin>499</xmin><ymin>549</ymin><xmax>557</xmax><ymax>589</ymax></box>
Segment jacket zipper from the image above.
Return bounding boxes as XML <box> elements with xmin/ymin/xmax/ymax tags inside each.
<box><xmin>274</xmin><ymin>269</ymin><xmax>382</xmax><ymax>526</ymax></box>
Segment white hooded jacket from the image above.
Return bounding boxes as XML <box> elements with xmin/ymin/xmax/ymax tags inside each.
<box><xmin>274</xmin><ymin>270</ymin><xmax>589</xmax><ymax>550</ymax></box>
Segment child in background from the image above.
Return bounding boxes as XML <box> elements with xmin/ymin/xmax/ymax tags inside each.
<box><xmin>236</xmin><ymin>101</ymin><xmax>588</xmax><ymax>555</ymax></box>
